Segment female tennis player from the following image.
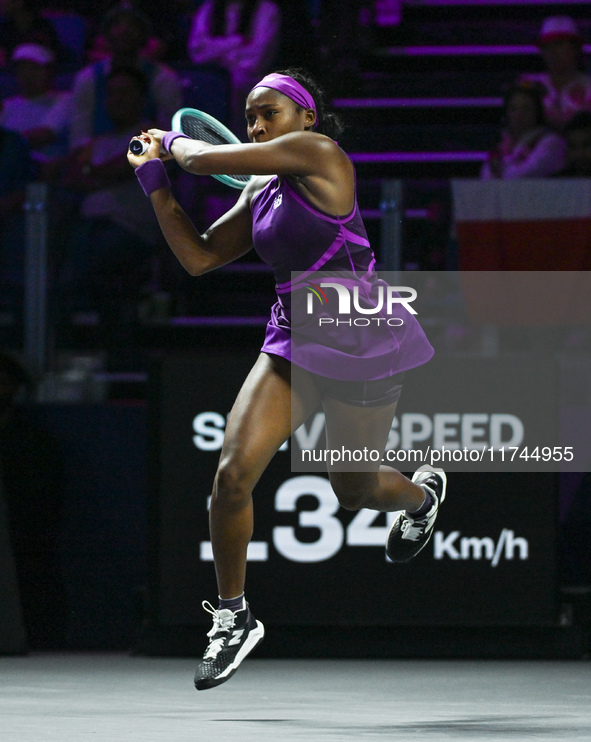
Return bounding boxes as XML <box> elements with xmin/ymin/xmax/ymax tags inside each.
<box><xmin>127</xmin><ymin>69</ymin><xmax>447</xmax><ymax>690</ymax></box>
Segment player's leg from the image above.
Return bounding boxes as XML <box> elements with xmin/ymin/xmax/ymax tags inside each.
<box><xmin>322</xmin><ymin>394</ymin><xmax>446</xmax><ymax>562</ymax></box>
<box><xmin>195</xmin><ymin>353</ymin><xmax>320</xmax><ymax>690</ymax></box>
<box><xmin>209</xmin><ymin>353</ymin><xmax>320</xmax><ymax>598</ymax></box>
<box><xmin>322</xmin><ymin>394</ymin><xmax>423</xmax><ymax>511</ymax></box>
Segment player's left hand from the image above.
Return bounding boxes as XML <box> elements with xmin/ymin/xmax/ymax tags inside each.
<box><xmin>127</xmin><ymin>131</ymin><xmax>171</xmax><ymax>169</ymax></box>
<box><xmin>146</xmin><ymin>128</ymin><xmax>167</xmax><ymax>145</ymax></box>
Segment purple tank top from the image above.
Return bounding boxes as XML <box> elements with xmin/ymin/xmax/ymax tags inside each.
<box><xmin>251</xmin><ymin>175</ymin><xmax>434</xmax><ymax>380</ymax></box>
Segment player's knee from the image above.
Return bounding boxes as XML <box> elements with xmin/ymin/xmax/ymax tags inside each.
<box><xmin>330</xmin><ymin>475</ymin><xmax>368</xmax><ymax>511</ymax></box>
<box><xmin>213</xmin><ymin>458</ymin><xmax>253</xmax><ymax>508</ymax></box>
<box><xmin>337</xmin><ymin>492</ymin><xmax>366</xmax><ymax>511</ymax></box>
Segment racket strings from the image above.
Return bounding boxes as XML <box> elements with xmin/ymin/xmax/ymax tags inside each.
<box><xmin>182</xmin><ymin>119</ymin><xmax>226</xmax><ymax>146</ymax></box>
<box><xmin>180</xmin><ymin>114</ymin><xmax>251</xmax><ymax>183</ymax></box>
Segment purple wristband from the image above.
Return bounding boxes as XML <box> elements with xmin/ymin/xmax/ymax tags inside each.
<box><xmin>135</xmin><ymin>158</ymin><xmax>170</xmax><ymax>197</ymax></box>
<box><xmin>162</xmin><ymin>131</ymin><xmax>190</xmax><ymax>154</ymax></box>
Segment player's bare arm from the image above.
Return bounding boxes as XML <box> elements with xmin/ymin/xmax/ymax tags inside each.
<box><xmin>152</xmin><ymin>129</ymin><xmax>355</xmax><ymax>217</ymax></box>
<box><xmin>149</xmin><ymin>186</ymin><xmax>254</xmax><ymax>276</ymax></box>
<box><xmin>128</xmin><ymin>135</ymin><xmax>254</xmax><ymax>275</ymax></box>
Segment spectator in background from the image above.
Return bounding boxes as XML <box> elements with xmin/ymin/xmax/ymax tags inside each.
<box><xmin>0</xmin><ymin>0</ymin><xmax>64</xmax><ymax>67</ymax></box>
<box><xmin>139</xmin><ymin>0</ymin><xmax>198</xmax><ymax>62</ymax></box>
<box><xmin>187</xmin><ymin>0</ymin><xmax>281</xmax><ymax>132</ymax></box>
<box><xmin>559</xmin><ymin>111</ymin><xmax>591</xmax><ymax>176</ymax></box>
<box><xmin>0</xmin><ymin>115</ymin><xmax>33</xmax><ymax>317</ymax></box>
<box><xmin>61</xmin><ymin>66</ymin><xmax>162</xmax><ymax>334</ymax></box>
<box><xmin>481</xmin><ymin>82</ymin><xmax>566</xmax><ymax>179</ymax></box>
<box><xmin>69</xmin><ymin>5</ymin><xmax>181</xmax><ymax>151</ymax></box>
<box><xmin>0</xmin><ymin>43</ymin><xmax>70</xmax><ymax>178</ymax></box>
<box><xmin>88</xmin><ymin>0</ymin><xmax>196</xmax><ymax>63</ymax></box>
<box><xmin>521</xmin><ymin>16</ymin><xmax>591</xmax><ymax>130</ymax></box>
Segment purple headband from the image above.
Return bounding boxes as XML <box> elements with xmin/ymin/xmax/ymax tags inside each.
<box><xmin>251</xmin><ymin>73</ymin><xmax>318</xmax><ymax>129</ymax></box>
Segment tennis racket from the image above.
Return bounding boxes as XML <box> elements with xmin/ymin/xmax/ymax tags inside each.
<box><xmin>171</xmin><ymin>108</ymin><xmax>252</xmax><ymax>190</ymax></box>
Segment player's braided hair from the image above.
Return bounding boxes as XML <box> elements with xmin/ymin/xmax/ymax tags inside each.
<box><xmin>274</xmin><ymin>67</ymin><xmax>345</xmax><ymax>140</ymax></box>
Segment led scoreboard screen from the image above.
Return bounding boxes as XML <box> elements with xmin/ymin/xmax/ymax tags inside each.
<box><xmin>148</xmin><ymin>352</ymin><xmax>557</xmax><ymax>633</ymax></box>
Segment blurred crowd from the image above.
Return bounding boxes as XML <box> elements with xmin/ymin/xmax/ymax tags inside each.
<box><xmin>0</xmin><ymin>0</ymin><xmax>381</xmax><ymax>333</ymax></box>
<box><xmin>482</xmin><ymin>16</ymin><xmax>591</xmax><ymax>180</ymax></box>
<box><xmin>2</xmin><ymin>4</ymin><xmax>591</xmax><ymax>332</ymax></box>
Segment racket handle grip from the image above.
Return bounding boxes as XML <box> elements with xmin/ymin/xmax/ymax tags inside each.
<box><xmin>129</xmin><ymin>138</ymin><xmax>149</xmax><ymax>156</ymax></box>
<box><xmin>129</xmin><ymin>138</ymin><xmax>167</xmax><ymax>157</ymax></box>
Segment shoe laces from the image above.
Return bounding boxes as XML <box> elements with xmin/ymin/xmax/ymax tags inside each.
<box><xmin>400</xmin><ymin>517</ymin><xmax>427</xmax><ymax>542</ymax></box>
<box><xmin>202</xmin><ymin>600</ymin><xmax>236</xmax><ymax>660</ymax></box>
